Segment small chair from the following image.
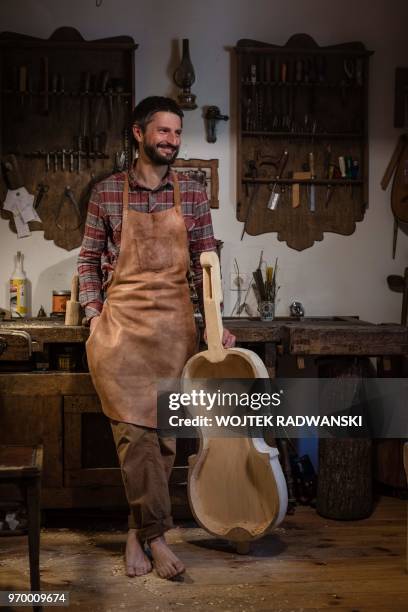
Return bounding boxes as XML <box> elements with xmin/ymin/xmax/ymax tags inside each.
<box><xmin>0</xmin><ymin>445</ymin><xmax>43</xmax><ymax>592</ymax></box>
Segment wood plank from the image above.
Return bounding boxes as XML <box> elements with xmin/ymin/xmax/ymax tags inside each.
<box><xmin>0</xmin><ymin>320</ymin><xmax>88</xmax><ymax>347</ymax></box>
<box><xmin>289</xmin><ymin>325</ymin><xmax>408</xmax><ymax>355</ymax></box>
<box><xmin>0</xmin><ymin>373</ymin><xmax>96</xmax><ymax>395</ymax></box>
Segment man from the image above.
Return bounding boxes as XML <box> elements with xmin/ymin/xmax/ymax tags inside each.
<box><xmin>78</xmin><ymin>96</ymin><xmax>235</xmax><ymax>580</ymax></box>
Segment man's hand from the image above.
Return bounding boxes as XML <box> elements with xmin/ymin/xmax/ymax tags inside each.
<box><xmin>204</xmin><ymin>327</ymin><xmax>236</xmax><ymax>349</ymax></box>
<box><xmin>90</xmin><ymin>315</ymin><xmax>101</xmax><ymax>333</ymax></box>
<box><xmin>221</xmin><ymin>327</ymin><xmax>236</xmax><ymax>348</ymax></box>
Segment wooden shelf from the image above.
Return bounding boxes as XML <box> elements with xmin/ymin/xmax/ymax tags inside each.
<box><xmin>242</xmin><ymin>131</ymin><xmax>363</xmax><ymax>139</ymax></box>
<box><xmin>0</xmin><ymin>27</ymin><xmax>136</xmax><ymax>251</ymax></box>
<box><xmin>242</xmin><ymin>178</ymin><xmax>363</xmax><ymax>185</ymax></box>
<box><xmin>236</xmin><ymin>33</ymin><xmax>372</xmax><ymax>251</ymax></box>
<box><xmin>1</xmin><ymin>90</ymin><xmax>132</xmax><ymax>98</ymax></box>
<box><xmin>242</xmin><ymin>80</ymin><xmax>364</xmax><ymax>89</ymax></box>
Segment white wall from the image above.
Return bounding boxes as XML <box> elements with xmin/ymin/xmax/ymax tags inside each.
<box><xmin>0</xmin><ymin>0</ymin><xmax>407</xmax><ymax>321</ymax></box>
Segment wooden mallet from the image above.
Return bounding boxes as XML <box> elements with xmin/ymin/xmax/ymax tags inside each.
<box><xmin>64</xmin><ymin>274</ymin><xmax>81</xmax><ymax>326</ymax></box>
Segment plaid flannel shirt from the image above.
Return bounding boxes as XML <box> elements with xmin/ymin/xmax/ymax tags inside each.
<box><xmin>77</xmin><ymin>168</ymin><xmax>216</xmax><ymax>321</ymax></box>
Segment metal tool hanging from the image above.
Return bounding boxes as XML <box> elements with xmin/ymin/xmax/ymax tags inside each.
<box><xmin>55</xmin><ymin>185</ymin><xmax>82</xmax><ymax>231</ymax></box>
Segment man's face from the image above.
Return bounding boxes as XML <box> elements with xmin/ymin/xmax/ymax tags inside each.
<box><xmin>134</xmin><ymin>111</ymin><xmax>182</xmax><ymax>166</ymax></box>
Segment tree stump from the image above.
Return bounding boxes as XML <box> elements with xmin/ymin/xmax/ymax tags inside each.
<box><xmin>317</xmin><ymin>357</ymin><xmax>374</xmax><ymax>520</ymax></box>
<box><xmin>317</xmin><ymin>438</ymin><xmax>372</xmax><ymax>519</ymax></box>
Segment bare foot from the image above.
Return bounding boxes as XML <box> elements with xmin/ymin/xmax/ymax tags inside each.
<box><xmin>149</xmin><ymin>535</ymin><xmax>185</xmax><ymax>579</ymax></box>
<box><xmin>125</xmin><ymin>529</ymin><xmax>152</xmax><ymax>577</ymax></box>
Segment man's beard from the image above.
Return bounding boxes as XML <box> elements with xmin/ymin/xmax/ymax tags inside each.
<box><xmin>143</xmin><ymin>141</ymin><xmax>179</xmax><ymax>165</ymax></box>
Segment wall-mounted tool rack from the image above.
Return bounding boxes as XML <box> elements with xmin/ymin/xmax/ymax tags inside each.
<box><xmin>236</xmin><ymin>34</ymin><xmax>373</xmax><ymax>250</ymax></box>
<box><xmin>0</xmin><ymin>27</ymin><xmax>137</xmax><ymax>250</ymax></box>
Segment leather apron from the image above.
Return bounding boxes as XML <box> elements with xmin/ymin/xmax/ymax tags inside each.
<box><xmin>86</xmin><ymin>172</ymin><xmax>197</xmax><ymax>428</ymax></box>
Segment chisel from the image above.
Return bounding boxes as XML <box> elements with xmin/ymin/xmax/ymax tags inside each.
<box><xmin>42</xmin><ymin>57</ymin><xmax>49</xmax><ymax>115</ymax></box>
<box><xmin>292</xmin><ymin>171</ymin><xmax>311</xmax><ymax>208</ymax></box>
<box><xmin>267</xmin><ymin>150</ymin><xmax>289</xmax><ymax>210</ymax></box>
<box><xmin>241</xmin><ymin>182</ymin><xmax>260</xmax><ymax>240</ymax></box>
<box><xmin>19</xmin><ymin>65</ymin><xmax>27</xmax><ymax>108</ymax></box>
<box><xmin>93</xmin><ymin>70</ymin><xmax>109</xmax><ymax>132</ymax></box>
<box><xmin>309</xmin><ymin>152</ymin><xmax>316</xmax><ymax>212</ymax></box>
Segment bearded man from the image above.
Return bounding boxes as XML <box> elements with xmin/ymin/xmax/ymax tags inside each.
<box><xmin>78</xmin><ymin>96</ymin><xmax>235</xmax><ymax>579</ymax></box>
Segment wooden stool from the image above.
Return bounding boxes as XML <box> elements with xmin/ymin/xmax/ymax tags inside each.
<box><xmin>0</xmin><ymin>445</ymin><xmax>43</xmax><ymax>592</ymax></box>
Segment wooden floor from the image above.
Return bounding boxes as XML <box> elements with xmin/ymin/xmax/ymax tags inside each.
<box><xmin>0</xmin><ymin>496</ymin><xmax>407</xmax><ymax>612</ymax></box>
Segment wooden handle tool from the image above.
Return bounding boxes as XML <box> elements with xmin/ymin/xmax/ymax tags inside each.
<box><xmin>64</xmin><ymin>274</ymin><xmax>81</xmax><ymax>326</ymax></box>
<box><xmin>292</xmin><ymin>171</ymin><xmax>311</xmax><ymax>208</ymax></box>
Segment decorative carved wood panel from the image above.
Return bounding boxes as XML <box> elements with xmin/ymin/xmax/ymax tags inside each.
<box><xmin>236</xmin><ymin>34</ymin><xmax>373</xmax><ymax>250</ymax></box>
<box><xmin>0</xmin><ymin>27</ymin><xmax>137</xmax><ymax>250</ymax></box>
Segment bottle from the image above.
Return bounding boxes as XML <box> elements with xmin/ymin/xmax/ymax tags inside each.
<box><xmin>10</xmin><ymin>251</ymin><xmax>27</xmax><ymax>318</ymax></box>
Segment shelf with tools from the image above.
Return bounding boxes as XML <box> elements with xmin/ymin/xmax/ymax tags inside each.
<box><xmin>242</xmin><ymin>178</ymin><xmax>363</xmax><ymax>185</ymax></box>
<box><xmin>242</xmin><ymin>132</ymin><xmax>363</xmax><ymax>139</ymax></box>
<box><xmin>0</xmin><ymin>27</ymin><xmax>137</xmax><ymax>251</ymax></box>
<box><xmin>1</xmin><ymin>90</ymin><xmax>133</xmax><ymax>97</ymax></box>
<box><xmin>236</xmin><ymin>34</ymin><xmax>373</xmax><ymax>250</ymax></box>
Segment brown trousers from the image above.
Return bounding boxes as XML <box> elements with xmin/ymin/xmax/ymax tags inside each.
<box><xmin>110</xmin><ymin>420</ymin><xmax>176</xmax><ymax>542</ymax></box>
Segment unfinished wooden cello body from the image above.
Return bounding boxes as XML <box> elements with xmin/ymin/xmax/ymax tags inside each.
<box><xmin>182</xmin><ymin>252</ymin><xmax>287</xmax><ymax>551</ymax></box>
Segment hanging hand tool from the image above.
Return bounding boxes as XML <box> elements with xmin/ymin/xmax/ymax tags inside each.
<box><xmin>77</xmin><ymin>135</ymin><xmax>83</xmax><ymax>173</ymax></box>
<box><xmin>324</xmin><ymin>145</ymin><xmax>332</xmax><ymax>207</ymax></box>
<box><xmin>267</xmin><ymin>150</ymin><xmax>289</xmax><ymax>210</ymax></box>
<box><xmin>93</xmin><ymin>70</ymin><xmax>110</xmax><ymax>133</ymax></box>
<box><xmin>18</xmin><ymin>65</ymin><xmax>27</xmax><ymax>108</ymax></box>
<box><xmin>240</xmin><ymin>181</ymin><xmax>260</xmax><ymax>240</ymax></box>
<box><xmin>61</xmin><ymin>148</ymin><xmax>67</xmax><ymax>172</ymax></box>
<box><xmin>292</xmin><ymin>171</ymin><xmax>311</xmax><ymax>208</ymax></box>
<box><xmin>56</xmin><ymin>185</ymin><xmax>82</xmax><ymax>231</ymax></box>
<box><xmin>42</xmin><ymin>56</ymin><xmax>49</xmax><ymax>115</ymax></box>
<box><xmin>338</xmin><ymin>156</ymin><xmax>346</xmax><ymax>178</ymax></box>
<box><xmin>79</xmin><ymin>72</ymin><xmax>90</xmax><ymax>160</ymax></box>
<box><xmin>51</xmin><ymin>73</ymin><xmax>58</xmax><ymax>114</ymax></box>
<box><xmin>107</xmin><ymin>83</ymin><xmax>113</xmax><ymax>127</ymax></box>
<box><xmin>316</xmin><ymin>56</ymin><xmax>326</xmax><ymax>83</ymax></box>
<box><xmin>250</xmin><ymin>63</ymin><xmax>257</xmax><ymax>131</ymax></box>
<box><xmin>308</xmin><ymin>152</ymin><xmax>316</xmax><ymax>212</ymax></box>
<box><xmin>325</xmin><ymin>164</ymin><xmax>335</xmax><ymax>207</ymax></box>
<box><xmin>27</xmin><ymin>73</ymin><xmax>33</xmax><ymax>110</ymax></box>
<box><xmin>34</xmin><ymin>183</ymin><xmax>49</xmax><ymax>210</ymax></box>
<box><xmin>57</xmin><ymin>74</ymin><xmax>64</xmax><ymax>119</ymax></box>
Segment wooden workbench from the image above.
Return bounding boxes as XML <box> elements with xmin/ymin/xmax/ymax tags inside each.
<box><xmin>0</xmin><ymin>317</ymin><xmax>407</xmax><ymax>511</ymax></box>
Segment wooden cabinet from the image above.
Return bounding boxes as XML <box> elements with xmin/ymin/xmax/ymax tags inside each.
<box><xmin>236</xmin><ymin>34</ymin><xmax>373</xmax><ymax>250</ymax></box>
<box><xmin>0</xmin><ymin>395</ymin><xmax>62</xmax><ymax>487</ymax></box>
<box><xmin>0</xmin><ymin>371</ymin><xmax>195</xmax><ymax>515</ymax></box>
<box><xmin>64</xmin><ymin>394</ymin><xmax>121</xmax><ymax>488</ymax></box>
<box><xmin>0</xmin><ymin>27</ymin><xmax>137</xmax><ymax>250</ymax></box>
